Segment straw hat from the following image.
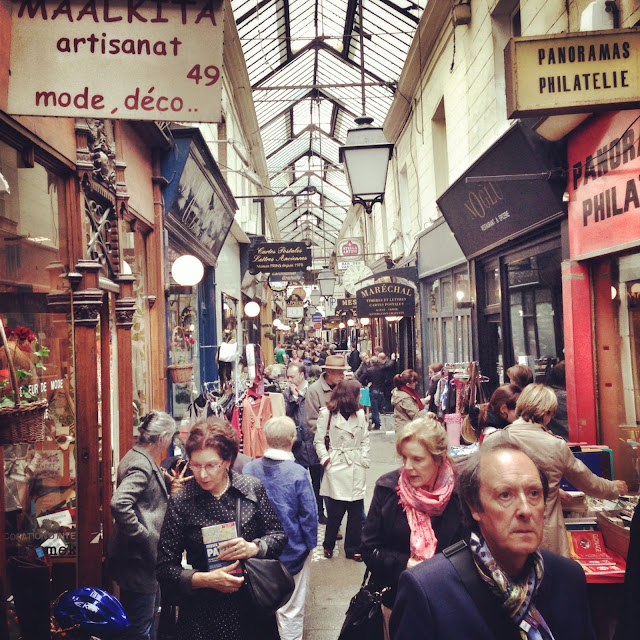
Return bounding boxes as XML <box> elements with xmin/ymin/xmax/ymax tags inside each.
<box><xmin>321</xmin><ymin>354</ymin><xmax>350</xmax><ymax>370</ymax></box>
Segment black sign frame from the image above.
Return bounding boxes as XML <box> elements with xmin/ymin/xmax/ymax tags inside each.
<box><xmin>356</xmin><ymin>283</ymin><xmax>415</xmax><ymax>318</ymax></box>
<box><xmin>249</xmin><ymin>242</ymin><xmax>312</xmax><ymax>273</ymax></box>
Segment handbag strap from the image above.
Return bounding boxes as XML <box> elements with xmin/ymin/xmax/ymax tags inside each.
<box><xmin>443</xmin><ymin>540</ymin><xmax>520</xmax><ymax>640</ymax></box>
<box><xmin>235</xmin><ymin>495</ymin><xmax>243</xmax><ymax>537</ymax></box>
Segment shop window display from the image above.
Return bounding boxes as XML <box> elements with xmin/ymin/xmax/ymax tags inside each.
<box><xmin>0</xmin><ymin>139</ymin><xmax>76</xmax><ymax>635</ymax></box>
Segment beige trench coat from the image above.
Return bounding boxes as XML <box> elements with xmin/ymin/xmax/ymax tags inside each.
<box><xmin>488</xmin><ymin>418</ymin><xmax>620</xmax><ymax>557</ymax></box>
<box><xmin>314</xmin><ymin>407</ymin><xmax>370</xmax><ymax>501</ymax></box>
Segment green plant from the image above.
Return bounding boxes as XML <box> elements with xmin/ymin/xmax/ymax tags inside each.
<box><xmin>0</xmin><ymin>325</ymin><xmax>49</xmax><ymax>407</ymax></box>
<box><xmin>263</xmin><ymin>330</ymin><xmax>276</xmax><ymax>339</ymax></box>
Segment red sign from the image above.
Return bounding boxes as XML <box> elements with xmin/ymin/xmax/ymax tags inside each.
<box><xmin>568</xmin><ymin>109</ymin><xmax>640</xmax><ymax>260</ymax></box>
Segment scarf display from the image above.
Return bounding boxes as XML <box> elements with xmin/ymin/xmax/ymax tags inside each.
<box><xmin>398</xmin><ymin>385</ymin><xmax>424</xmax><ymax>410</ymax></box>
<box><xmin>396</xmin><ymin>459</ymin><xmax>454</xmax><ymax>560</ymax></box>
<box><xmin>469</xmin><ymin>532</ymin><xmax>555</xmax><ymax>640</ymax></box>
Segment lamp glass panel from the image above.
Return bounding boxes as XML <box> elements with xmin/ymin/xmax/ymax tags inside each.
<box><xmin>343</xmin><ymin>146</ymin><xmax>390</xmax><ymax>198</ymax></box>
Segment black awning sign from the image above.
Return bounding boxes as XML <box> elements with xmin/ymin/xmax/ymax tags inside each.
<box><xmin>356</xmin><ymin>284</ymin><xmax>415</xmax><ymax>318</ymax></box>
<box><xmin>249</xmin><ymin>242</ymin><xmax>312</xmax><ymax>273</ymax></box>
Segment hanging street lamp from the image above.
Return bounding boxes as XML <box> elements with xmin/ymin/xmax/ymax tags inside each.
<box><xmin>339</xmin><ymin>116</ymin><xmax>394</xmax><ymax>214</ymax></box>
<box><xmin>317</xmin><ymin>267</ymin><xmax>337</xmax><ymax>297</ymax></box>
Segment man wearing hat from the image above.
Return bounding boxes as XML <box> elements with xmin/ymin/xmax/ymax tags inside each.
<box><xmin>305</xmin><ymin>354</ymin><xmax>349</xmax><ymax>524</ymax></box>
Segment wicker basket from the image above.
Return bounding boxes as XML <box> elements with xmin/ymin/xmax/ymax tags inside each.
<box><xmin>0</xmin><ymin>319</ymin><xmax>46</xmax><ymax>445</ymax></box>
<box><xmin>167</xmin><ymin>363</ymin><xmax>193</xmax><ymax>384</ymax></box>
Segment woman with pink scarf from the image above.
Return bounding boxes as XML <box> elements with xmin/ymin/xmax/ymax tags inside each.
<box><xmin>362</xmin><ymin>414</ymin><xmax>464</xmax><ymax>640</ymax></box>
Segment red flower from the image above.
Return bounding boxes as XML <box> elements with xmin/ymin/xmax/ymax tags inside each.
<box><xmin>15</xmin><ymin>326</ymin><xmax>32</xmax><ymax>341</ymax></box>
<box><xmin>4</xmin><ymin>326</ymin><xmax>14</xmax><ymax>337</ymax></box>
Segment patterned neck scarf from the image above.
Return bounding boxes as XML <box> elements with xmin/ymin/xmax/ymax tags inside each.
<box><xmin>396</xmin><ymin>459</ymin><xmax>455</xmax><ymax>560</ymax></box>
<box><xmin>469</xmin><ymin>532</ymin><xmax>555</xmax><ymax>640</ymax></box>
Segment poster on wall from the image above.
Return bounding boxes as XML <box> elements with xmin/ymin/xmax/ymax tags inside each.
<box><xmin>8</xmin><ymin>0</ymin><xmax>225</xmax><ymax>122</ymax></box>
<box><xmin>356</xmin><ymin>283</ymin><xmax>415</xmax><ymax>318</ymax></box>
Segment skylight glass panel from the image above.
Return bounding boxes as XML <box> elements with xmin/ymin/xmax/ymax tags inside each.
<box><xmin>260</xmin><ymin>113</ymin><xmax>291</xmax><ymax>159</ymax></box>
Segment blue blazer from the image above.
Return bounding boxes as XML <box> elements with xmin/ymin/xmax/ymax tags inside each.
<box><xmin>390</xmin><ymin>547</ymin><xmax>596</xmax><ymax>640</ymax></box>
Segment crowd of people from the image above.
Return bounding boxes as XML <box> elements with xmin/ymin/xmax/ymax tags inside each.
<box><xmin>106</xmin><ymin>347</ymin><xmax>638</xmax><ymax>640</ymax></box>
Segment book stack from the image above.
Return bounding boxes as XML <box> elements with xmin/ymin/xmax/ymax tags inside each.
<box><xmin>567</xmin><ymin>530</ymin><xmax>626</xmax><ymax>583</ymax></box>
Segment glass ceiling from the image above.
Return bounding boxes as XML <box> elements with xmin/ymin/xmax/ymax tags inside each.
<box><xmin>231</xmin><ymin>0</ymin><xmax>423</xmax><ymax>260</ymax></box>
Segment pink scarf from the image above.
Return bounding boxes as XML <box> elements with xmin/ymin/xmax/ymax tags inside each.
<box><xmin>397</xmin><ymin>459</ymin><xmax>455</xmax><ymax>560</ymax></box>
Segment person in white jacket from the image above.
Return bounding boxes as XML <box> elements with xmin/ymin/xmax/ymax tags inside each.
<box><xmin>314</xmin><ymin>379</ymin><xmax>370</xmax><ymax>561</ymax></box>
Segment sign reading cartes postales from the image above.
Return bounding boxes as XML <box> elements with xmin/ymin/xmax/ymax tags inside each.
<box><xmin>8</xmin><ymin>0</ymin><xmax>224</xmax><ymax>122</ymax></box>
<box><xmin>249</xmin><ymin>242</ymin><xmax>312</xmax><ymax>273</ymax></box>
<box><xmin>356</xmin><ymin>284</ymin><xmax>415</xmax><ymax>318</ymax></box>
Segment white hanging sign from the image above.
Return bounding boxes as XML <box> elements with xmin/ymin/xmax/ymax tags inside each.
<box><xmin>8</xmin><ymin>0</ymin><xmax>225</xmax><ymax>122</ymax></box>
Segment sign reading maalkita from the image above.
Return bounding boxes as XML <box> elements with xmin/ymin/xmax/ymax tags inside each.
<box><xmin>356</xmin><ymin>284</ymin><xmax>415</xmax><ymax>318</ymax></box>
<box><xmin>249</xmin><ymin>242</ymin><xmax>312</xmax><ymax>273</ymax></box>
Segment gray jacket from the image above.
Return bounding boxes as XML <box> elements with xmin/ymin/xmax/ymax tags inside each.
<box><xmin>109</xmin><ymin>445</ymin><xmax>169</xmax><ymax>593</ymax></box>
<box><xmin>305</xmin><ymin>374</ymin><xmax>334</xmax><ymax>435</ymax></box>
<box><xmin>284</xmin><ymin>386</ymin><xmax>318</xmax><ymax>467</ymax></box>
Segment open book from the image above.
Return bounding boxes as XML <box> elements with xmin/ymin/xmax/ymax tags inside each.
<box><xmin>202</xmin><ymin>521</ymin><xmax>237</xmax><ymax>571</ymax></box>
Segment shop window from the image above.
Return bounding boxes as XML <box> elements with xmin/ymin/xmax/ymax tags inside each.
<box><xmin>506</xmin><ymin>247</ymin><xmax>562</xmax><ymax>379</ymax></box>
<box><xmin>0</xmin><ymin>138</ymin><xmax>76</xmax><ymax>614</ymax></box>
<box><xmin>485</xmin><ymin>266</ymin><xmax>501</xmax><ymax>307</ymax></box>
<box><xmin>119</xmin><ymin>221</ymin><xmax>150</xmax><ymax>427</ymax></box>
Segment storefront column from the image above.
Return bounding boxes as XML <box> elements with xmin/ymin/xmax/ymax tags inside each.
<box><xmin>115</xmin><ymin>274</ymin><xmax>136</xmax><ymax>457</ymax></box>
<box><xmin>73</xmin><ymin>259</ymin><xmax>104</xmax><ymax>587</ymax></box>
<box><xmin>562</xmin><ymin>259</ymin><xmax>597</xmax><ymax>444</ymax></box>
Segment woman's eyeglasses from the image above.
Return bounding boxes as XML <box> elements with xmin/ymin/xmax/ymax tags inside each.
<box><xmin>189</xmin><ymin>460</ymin><xmax>225</xmax><ymax>474</ymax></box>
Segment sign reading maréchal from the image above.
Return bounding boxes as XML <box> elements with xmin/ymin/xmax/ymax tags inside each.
<box><xmin>249</xmin><ymin>242</ymin><xmax>312</xmax><ymax>273</ymax></box>
<box><xmin>356</xmin><ymin>284</ymin><xmax>415</xmax><ymax>318</ymax></box>
<box><xmin>505</xmin><ymin>29</ymin><xmax>640</xmax><ymax>118</ymax></box>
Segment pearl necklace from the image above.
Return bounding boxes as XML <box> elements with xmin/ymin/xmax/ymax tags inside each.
<box><xmin>212</xmin><ymin>473</ymin><xmax>230</xmax><ymax>499</ymax></box>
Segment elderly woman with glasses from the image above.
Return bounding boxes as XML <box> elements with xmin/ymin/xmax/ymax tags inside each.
<box><xmin>156</xmin><ymin>417</ymin><xmax>287</xmax><ymax>640</ymax></box>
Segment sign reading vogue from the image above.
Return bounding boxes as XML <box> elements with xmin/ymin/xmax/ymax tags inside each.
<box><xmin>249</xmin><ymin>242</ymin><xmax>312</xmax><ymax>273</ymax></box>
<box><xmin>356</xmin><ymin>284</ymin><xmax>415</xmax><ymax>318</ymax></box>
<box><xmin>568</xmin><ymin>109</ymin><xmax>640</xmax><ymax>259</ymax></box>
<box><xmin>505</xmin><ymin>29</ymin><xmax>640</xmax><ymax>118</ymax></box>
<box><xmin>8</xmin><ymin>0</ymin><xmax>224</xmax><ymax>122</ymax></box>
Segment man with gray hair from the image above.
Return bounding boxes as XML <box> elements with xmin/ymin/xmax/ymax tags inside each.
<box><xmin>244</xmin><ymin>417</ymin><xmax>318</xmax><ymax>640</ymax></box>
<box><xmin>391</xmin><ymin>440</ymin><xmax>597</xmax><ymax>640</ymax></box>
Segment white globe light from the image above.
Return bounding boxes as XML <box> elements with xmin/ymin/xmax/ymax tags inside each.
<box><xmin>244</xmin><ymin>301</ymin><xmax>261</xmax><ymax>317</ymax></box>
<box><xmin>171</xmin><ymin>255</ymin><xmax>204</xmax><ymax>286</ymax></box>
<box><xmin>347</xmin><ymin>319</ymin><xmax>355</xmax><ymax>327</ymax></box>
<box><xmin>339</xmin><ymin>322</ymin><xmax>346</xmax><ymax>329</ymax></box>
<box><xmin>360</xmin><ymin>317</ymin><xmax>370</xmax><ymax>326</ymax></box>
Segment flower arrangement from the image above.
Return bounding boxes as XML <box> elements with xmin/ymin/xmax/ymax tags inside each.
<box><xmin>169</xmin><ymin>326</ymin><xmax>195</xmax><ymax>365</ymax></box>
<box><xmin>0</xmin><ymin>325</ymin><xmax>49</xmax><ymax>407</ymax></box>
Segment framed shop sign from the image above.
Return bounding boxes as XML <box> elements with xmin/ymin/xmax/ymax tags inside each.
<box><xmin>248</xmin><ymin>242</ymin><xmax>312</xmax><ymax>273</ymax></box>
<box><xmin>356</xmin><ymin>283</ymin><xmax>415</xmax><ymax>318</ymax></box>
<box><xmin>505</xmin><ymin>29</ymin><xmax>640</xmax><ymax>118</ymax></box>
<box><xmin>8</xmin><ymin>0</ymin><xmax>224</xmax><ymax>122</ymax></box>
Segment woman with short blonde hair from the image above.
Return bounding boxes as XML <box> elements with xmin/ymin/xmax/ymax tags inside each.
<box><xmin>362</xmin><ymin>414</ymin><xmax>464</xmax><ymax>639</ymax></box>
<box><xmin>516</xmin><ymin>383</ymin><xmax>558</xmax><ymax>424</ymax></box>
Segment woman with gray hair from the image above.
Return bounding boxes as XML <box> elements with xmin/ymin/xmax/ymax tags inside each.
<box><xmin>487</xmin><ymin>384</ymin><xmax>627</xmax><ymax>557</ymax></box>
<box><xmin>108</xmin><ymin>410</ymin><xmax>176</xmax><ymax>640</ymax></box>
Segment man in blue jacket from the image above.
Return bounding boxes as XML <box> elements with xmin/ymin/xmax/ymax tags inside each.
<box><xmin>391</xmin><ymin>440</ymin><xmax>597</xmax><ymax>640</ymax></box>
<box><xmin>244</xmin><ymin>416</ymin><xmax>318</xmax><ymax>640</ymax></box>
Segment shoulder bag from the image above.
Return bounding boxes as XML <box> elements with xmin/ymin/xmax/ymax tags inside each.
<box><xmin>235</xmin><ymin>496</ymin><xmax>295</xmax><ymax>615</ymax></box>
<box><xmin>338</xmin><ymin>568</ymin><xmax>387</xmax><ymax>640</ymax></box>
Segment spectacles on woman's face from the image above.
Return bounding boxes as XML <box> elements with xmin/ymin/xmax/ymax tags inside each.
<box><xmin>189</xmin><ymin>459</ymin><xmax>225</xmax><ymax>475</ymax></box>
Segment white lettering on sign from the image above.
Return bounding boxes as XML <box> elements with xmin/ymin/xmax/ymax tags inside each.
<box><xmin>8</xmin><ymin>0</ymin><xmax>224</xmax><ymax>122</ymax></box>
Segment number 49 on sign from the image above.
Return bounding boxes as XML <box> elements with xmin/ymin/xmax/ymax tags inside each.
<box><xmin>187</xmin><ymin>65</ymin><xmax>220</xmax><ymax>86</ymax></box>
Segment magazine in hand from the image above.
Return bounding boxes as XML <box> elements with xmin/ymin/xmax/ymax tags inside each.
<box><xmin>202</xmin><ymin>521</ymin><xmax>238</xmax><ymax>571</ymax></box>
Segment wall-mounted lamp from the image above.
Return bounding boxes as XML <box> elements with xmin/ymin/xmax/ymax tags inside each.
<box><xmin>452</xmin><ymin>0</ymin><xmax>471</xmax><ymax>26</ymax></box>
<box><xmin>339</xmin><ymin>322</ymin><xmax>346</xmax><ymax>329</ymax></box>
<box><xmin>0</xmin><ymin>171</ymin><xmax>10</xmax><ymax>194</ymax></box>
<box><xmin>244</xmin><ymin>301</ymin><xmax>261</xmax><ymax>317</ymax></box>
<box><xmin>360</xmin><ymin>318</ymin><xmax>370</xmax><ymax>326</ymax></box>
<box><xmin>309</xmin><ymin>288</ymin><xmax>322</xmax><ymax>306</ymax></box>
<box><xmin>171</xmin><ymin>254</ymin><xmax>204</xmax><ymax>286</ymax></box>
<box><xmin>347</xmin><ymin>319</ymin><xmax>356</xmax><ymax>327</ymax></box>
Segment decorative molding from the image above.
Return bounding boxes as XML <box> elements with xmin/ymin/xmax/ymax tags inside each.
<box><xmin>73</xmin><ymin>289</ymin><xmax>103</xmax><ymax>326</ymax></box>
<box><xmin>115</xmin><ymin>297</ymin><xmax>136</xmax><ymax>328</ymax></box>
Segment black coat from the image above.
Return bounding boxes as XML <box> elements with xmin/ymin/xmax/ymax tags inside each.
<box><xmin>283</xmin><ymin>387</ymin><xmax>318</xmax><ymax>467</ymax></box>
<box><xmin>361</xmin><ymin>469</ymin><xmax>466</xmax><ymax>607</ymax></box>
<box><xmin>347</xmin><ymin>348</ymin><xmax>361</xmax><ymax>372</ymax></box>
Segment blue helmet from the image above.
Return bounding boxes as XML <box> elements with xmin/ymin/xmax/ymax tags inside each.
<box><xmin>54</xmin><ymin>587</ymin><xmax>129</xmax><ymax>634</ymax></box>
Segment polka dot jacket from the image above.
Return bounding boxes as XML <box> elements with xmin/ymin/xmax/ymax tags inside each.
<box><xmin>156</xmin><ymin>470</ymin><xmax>287</xmax><ymax>640</ymax></box>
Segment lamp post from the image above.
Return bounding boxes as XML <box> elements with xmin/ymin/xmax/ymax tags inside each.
<box><xmin>317</xmin><ymin>267</ymin><xmax>337</xmax><ymax>297</ymax></box>
<box><xmin>309</xmin><ymin>287</ymin><xmax>321</xmax><ymax>307</ymax></box>
<box><xmin>339</xmin><ymin>116</ymin><xmax>394</xmax><ymax>213</ymax></box>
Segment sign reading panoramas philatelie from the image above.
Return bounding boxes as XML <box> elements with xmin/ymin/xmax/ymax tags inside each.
<box><xmin>248</xmin><ymin>242</ymin><xmax>312</xmax><ymax>273</ymax></box>
<box><xmin>505</xmin><ymin>28</ymin><xmax>640</xmax><ymax>118</ymax></box>
<box><xmin>356</xmin><ymin>283</ymin><xmax>415</xmax><ymax>318</ymax></box>
<box><xmin>8</xmin><ymin>0</ymin><xmax>224</xmax><ymax>121</ymax></box>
